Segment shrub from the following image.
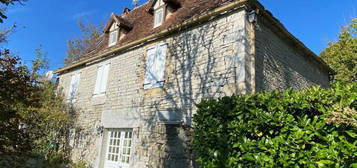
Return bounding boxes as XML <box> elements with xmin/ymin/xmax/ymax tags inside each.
<box><xmin>193</xmin><ymin>83</ymin><xmax>357</xmax><ymax>167</ymax></box>
<box><xmin>0</xmin><ymin>53</ymin><xmax>73</xmax><ymax>167</ymax></box>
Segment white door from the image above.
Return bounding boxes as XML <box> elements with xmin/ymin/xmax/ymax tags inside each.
<box><xmin>104</xmin><ymin>129</ymin><xmax>133</xmax><ymax>168</ymax></box>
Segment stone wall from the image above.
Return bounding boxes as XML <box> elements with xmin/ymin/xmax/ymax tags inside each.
<box><xmin>254</xmin><ymin>18</ymin><xmax>330</xmax><ymax>91</ymax></box>
<box><xmin>58</xmin><ymin>8</ymin><xmax>251</xmax><ymax>168</ymax></box>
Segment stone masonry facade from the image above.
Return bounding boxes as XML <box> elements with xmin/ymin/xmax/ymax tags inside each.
<box><xmin>57</xmin><ymin>1</ymin><xmax>331</xmax><ymax>168</ymax></box>
<box><xmin>254</xmin><ymin>16</ymin><xmax>330</xmax><ymax>91</ymax></box>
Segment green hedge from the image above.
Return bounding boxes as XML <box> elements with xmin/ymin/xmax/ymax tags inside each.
<box><xmin>193</xmin><ymin>83</ymin><xmax>357</xmax><ymax>168</ymax></box>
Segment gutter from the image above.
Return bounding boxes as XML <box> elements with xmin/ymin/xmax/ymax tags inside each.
<box><xmin>55</xmin><ymin>0</ymin><xmax>249</xmax><ymax>74</ymax></box>
<box><xmin>56</xmin><ymin>0</ymin><xmax>334</xmax><ymax>75</ymax></box>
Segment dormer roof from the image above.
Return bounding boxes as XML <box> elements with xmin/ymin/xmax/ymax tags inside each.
<box><xmin>103</xmin><ymin>13</ymin><xmax>133</xmax><ymax>33</ymax></box>
<box><xmin>147</xmin><ymin>0</ymin><xmax>181</xmax><ymax>14</ymax></box>
<box><xmin>56</xmin><ymin>0</ymin><xmax>334</xmax><ymax>76</ymax></box>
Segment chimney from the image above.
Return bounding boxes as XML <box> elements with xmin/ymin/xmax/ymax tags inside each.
<box><xmin>122</xmin><ymin>8</ymin><xmax>131</xmax><ymax>16</ymax></box>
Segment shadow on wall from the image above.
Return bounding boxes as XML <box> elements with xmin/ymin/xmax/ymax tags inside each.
<box><xmin>66</xmin><ymin>102</ymin><xmax>100</xmax><ymax>168</ymax></box>
<box><xmin>142</xmin><ymin>16</ymin><xmax>248</xmax><ymax>167</ymax></box>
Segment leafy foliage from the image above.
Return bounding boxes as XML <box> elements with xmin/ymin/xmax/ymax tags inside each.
<box><xmin>193</xmin><ymin>83</ymin><xmax>357</xmax><ymax>167</ymax></box>
<box><xmin>0</xmin><ymin>0</ymin><xmax>26</xmax><ymax>23</ymax></box>
<box><xmin>320</xmin><ymin>18</ymin><xmax>357</xmax><ymax>84</ymax></box>
<box><xmin>0</xmin><ymin>51</ymin><xmax>73</xmax><ymax>167</ymax></box>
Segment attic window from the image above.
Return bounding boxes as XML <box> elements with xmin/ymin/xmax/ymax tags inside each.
<box><xmin>154</xmin><ymin>7</ymin><xmax>164</xmax><ymax>28</ymax></box>
<box><xmin>108</xmin><ymin>23</ymin><xmax>119</xmax><ymax>47</ymax></box>
<box><xmin>149</xmin><ymin>0</ymin><xmax>181</xmax><ymax>28</ymax></box>
<box><xmin>109</xmin><ymin>30</ymin><xmax>118</xmax><ymax>47</ymax></box>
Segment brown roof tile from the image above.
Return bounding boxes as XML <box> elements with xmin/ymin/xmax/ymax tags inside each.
<box><xmin>79</xmin><ymin>0</ymin><xmax>232</xmax><ymax>60</ymax></box>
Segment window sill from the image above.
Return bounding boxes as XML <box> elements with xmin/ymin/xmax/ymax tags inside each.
<box><xmin>93</xmin><ymin>93</ymin><xmax>106</xmax><ymax>98</ymax></box>
<box><xmin>91</xmin><ymin>93</ymin><xmax>107</xmax><ymax>105</ymax></box>
<box><xmin>144</xmin><ymin>81</ymin><xmax>165</xmax><ymax>90</ymax></box>
<box><xmin>108</xmin><ymin>43</ymin><xmax>117</xmax><ymax>47</ymax></box>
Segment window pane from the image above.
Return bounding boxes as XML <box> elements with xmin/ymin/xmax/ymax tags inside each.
<box><xmin>105</xmin><ymin>130</ymin><xmax>133</xmax><ymax>165</ymax></box>
<box><xmin>154</xmin><ymin>8</ymin><xmax>164</xmax><ymax>27</ymax></box>
<box><xmin>109</xmin><ymin>31</ymin><xmax>118</xmax><ymax>46</ymax></box>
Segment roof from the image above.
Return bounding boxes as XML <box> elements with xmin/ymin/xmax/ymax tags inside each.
<box><xmin>56</xmin><ymin>0</ymin><xmax>333</xmax><ymax>74</ymax></box>
<box><xmin>62</xmin><ymin>0</ymin><xmax>234</xmax><ymax>68</ymax></box>
<box><xmin>103</xmin><ymin>14</ymin><xmax>133</xmax><ymax>33</ymax></box>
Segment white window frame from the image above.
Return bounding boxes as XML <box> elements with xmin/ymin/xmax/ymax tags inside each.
<box><xmin>94</xmin><ymin>63</ymin><xmax>110</xmax><ymax>96</ymax></box>
<box><xmin>109</xmin><ymin>30</ymin><xmax>118</xmax><ymax>47</ymax></box>
<box><xmin>154</xmin><ymin>7</ymin><xmax>164</xmax><ymax>28</ymax></box>
<box><xmin>103</xmin><ymin>129</ymin><xmax>133</xmax><ymax>168</ymax></box>
<box><xmin>144</xmin><ymin>43</ymin><xmax>167</xmax><ymax>89</ymax></box>
<box><xmin>67</xmin><ymin>72</ymin><xmax>81</xmax><ymax>101</ymax></box>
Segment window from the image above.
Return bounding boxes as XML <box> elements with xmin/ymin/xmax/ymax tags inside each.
<box><xmin>104</xmin><ymin>129</ymin><xmax>133</xmax><ymax>168</ymax></box>
<box><xmin>144</xmin><ymin>43</ymin><xmax>167</xmax><ymax>89</ymax></box>
<box><xmin>154</xmin><ymin>7</ymin><xmax>164</xmax><ymax>28</ymax></box>
<box><xmin>109</xmin><ymin>30</ymin><xmax>118</xmax><ymax>47</ymax></box>
<box><xmin>94</xmin><ymin>63</ymin><xmax>110</xmax><ymax>95</ymax></box>
<box><xmin>68</xmin><ymin>72</ymin><xmax>80</xmax><ymax>100</ymax></box>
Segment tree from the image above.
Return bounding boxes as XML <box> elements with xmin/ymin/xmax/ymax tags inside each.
<box><xmin>320</xmin><ymin>18</ymin><xmax>357</xmax><ymax>84</ymax></box>
<box><xmin>0</xmin><ymin>24</ymin><xmax>15</xmax><ymax>43</ymax></box>
<box><xmin>0</xmin><ymin>0</ymin><xmax>26</xmax><ymax>23</ymax></box>
<box><xmin>65</xmin><ymin>21</ymin><xmax>103</xmax><ymax>65</ymax></box>
<box><xmin>0</xmin><ymin>49</ymin><xmax>73</xmax><ymax>167</ymax></box>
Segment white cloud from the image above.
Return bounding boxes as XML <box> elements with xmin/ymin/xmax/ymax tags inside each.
<box><xmin>72</xmin><ymin>10</ymin><xmax>96</xmax><ymax>20</ymax></box>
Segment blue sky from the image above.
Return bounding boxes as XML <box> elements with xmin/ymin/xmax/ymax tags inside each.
<box><xmin>1</xmin><ymin>0</ymin><xmax>356</xmax><ymax>71</ymax></box>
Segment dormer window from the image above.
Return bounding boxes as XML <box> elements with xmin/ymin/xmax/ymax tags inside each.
<box><xmin>109</xmin><ymin>29</ymin><xmax>118</xmax><ymax>47</ymax></box>
<box><xmin>104</xmin><ymin>13</ymin><xmax>133</xmax><ymax>48</ymax></box>
<box><xmin>108</xmin><ymin>23</ymin><xmax>119</xmax><ymax>47</ymax></box>
<box><xmin>154</xmin><ymin>7</ymin><xmax>164</xmax><ymax>28</ymax></box>
<box><xmin>149</xmin><ymin>0</ymin><xmax>181</xmax><ymax>28</ymax></box>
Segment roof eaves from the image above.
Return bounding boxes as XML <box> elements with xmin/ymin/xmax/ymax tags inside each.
<box><xmin>55</xmin><ymin>0</ymin><xmax>249</xmax><ymax>74</ymax></box>
<box><xmin>249</xmin><ymin>0</ymin><xmax>335</xmax><ymax>74</ymax></box>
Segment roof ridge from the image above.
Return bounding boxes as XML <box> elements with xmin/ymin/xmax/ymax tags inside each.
<box><xmin>132</xmin><ymin>1</ymin><xmax>150</xmax><ymax>11</ymax></box>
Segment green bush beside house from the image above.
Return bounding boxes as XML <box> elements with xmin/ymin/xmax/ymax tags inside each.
<box><xmin>193</xmin><ymin>83</ymin><xmax>357</xmax><ymax>167</ymax></box>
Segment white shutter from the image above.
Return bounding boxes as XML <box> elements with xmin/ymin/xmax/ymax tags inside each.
<box><xmin>144</xmin><ymin>43</ymin><xmax>167</xmax><ymax>89</ymax></box>
<box><xmin>144</xmin><ymin>47</ymin><xmax>157</xmax><ymax>89</ymax></box>
<box><xmin>94</xmin><ymin>66</ymin><xmax>103</xmax><ymax>94</ymax></box>
<box><xmin>155</xmin><ymin>43</ymin><xmax>167</xmax><ymax>84</ymax></box>
<box><xmin>100</xmin><ymin>63</ymin><xmax>110</xmax><ymax>93</ymax></box>
<box><xmin>68</xmin><ymin>75</ymin><xmax>76</xmax><ymax>99</ymax></box>
<box><xmin>68</xmin><ymin>72</ymin><xmax>81</xmax><ymax>100</ymax></box>
<box><xmin>74</xmin><ymin>73</ymin><xmax>81</xmax><ymax>96</ymax></box>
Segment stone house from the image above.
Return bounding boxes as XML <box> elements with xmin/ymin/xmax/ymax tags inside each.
<box><xmin>56</xmin><ymin>0</ymin><xmax>333</xmax><ymax>167</ymax></box>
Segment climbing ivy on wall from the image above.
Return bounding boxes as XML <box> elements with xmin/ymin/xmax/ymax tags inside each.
<box><xmin>193</xmin><ymin>83</ymin><xmax>357</xmax><ymax>167</ymax></box>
